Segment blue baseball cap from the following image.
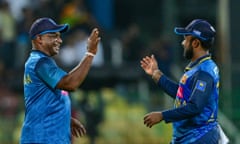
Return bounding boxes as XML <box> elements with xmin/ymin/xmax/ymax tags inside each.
<box><xmin>29</xmin><ymin>17</ymin><xmax>69</xmax><ymax>39</ymax></box>
<box><xmin>174</xmin><ymin>19</ymin><xmax>216</xmax><ymax>41</ymax></box>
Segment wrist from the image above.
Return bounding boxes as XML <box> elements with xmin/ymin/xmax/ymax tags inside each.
<box><xmin>152</xmin><ymin>69</ymin><xmax>162</xmax><ymax>83</ymax></box>
<box><xmin>85</xmin><ymin>51</ymin><xmax>95</xmax><ymax>57</ymax></box>
<box><xmin>159</xmin><ymin>112</ymin><xmax>164</xmax><ymax>121</ymax></box>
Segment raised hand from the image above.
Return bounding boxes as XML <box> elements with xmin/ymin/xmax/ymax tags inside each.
<box><xmin>87</xmin><ymin>28</ymin><xmax>101</xmax><ymax>54</ymax></box>
<box><xmin>140</xmin><ymin>55</ymin><xmax>159</xmax><ymax>76</ymax></box>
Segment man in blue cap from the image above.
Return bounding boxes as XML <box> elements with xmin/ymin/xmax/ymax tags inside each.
<box><xmin>140</xmin><ymin>19</ymin><xmax>220</xmax><ymax>143</ymax></box>
<box><xmin>20</xmin><ymin>17</ymin><xmax>100</xmax><ymax>143</ymax></box>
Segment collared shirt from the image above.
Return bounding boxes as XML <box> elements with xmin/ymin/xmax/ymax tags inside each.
<box><xmin>157</xmin><ymin>54</ymin><xmax>220</xmax><ymax>143</ymax></box>
<box><xmin>20</xmin><ymin>50</ymin><xmax>71</xmax><ymax>144</ymax></box>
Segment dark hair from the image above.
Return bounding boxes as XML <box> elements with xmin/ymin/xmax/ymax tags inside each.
<box><xmin>198</xmin><ymin>38</ymin><xmax>214</xmax><ymax>50</ymax></box>
<box><xmin>189</xmin><ymin>36</ymin><xmax>214</xmax><ymax>50</ymax></box>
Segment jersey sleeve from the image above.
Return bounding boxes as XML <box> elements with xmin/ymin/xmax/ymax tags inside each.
<box><xmin>162</xmin><ymin>71</ymin><xmax>214</xmax><ymax>123</ymax></box>
<box><xmin>157</xmin><ymin>75</ymin><xmax>179</xmax><ymax>98</ymax></box>
<box><xmin>35</xmin><ymin>57</ymin><xmax>67</xmax><ymax>89</ymax></box>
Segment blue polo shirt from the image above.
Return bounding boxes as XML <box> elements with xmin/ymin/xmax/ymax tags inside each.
<box><xmin>20</xmin><ymin>50</ymin><xmax>71</xmax><ymax>144</ymax></box>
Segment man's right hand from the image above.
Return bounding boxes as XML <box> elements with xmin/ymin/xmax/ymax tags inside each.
<box><xmin>140</xmin><ymin>55</ymin><xmax>159</xmax><ymax>76</ymax></box>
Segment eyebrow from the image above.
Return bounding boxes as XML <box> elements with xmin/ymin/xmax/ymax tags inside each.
<box><xmin>45</xmin><ymin>32</ymin><xmax>61</xmax><ymax>37</ymax></box>
<box><xmin>46</xmin><ymin>32</ymin><xmax>57</xmax><ymax>34</ymax></box>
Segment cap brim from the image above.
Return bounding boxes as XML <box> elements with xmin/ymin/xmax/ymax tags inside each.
<box><xmin>38</xmin><ymin>24</ymin><xmax>69</xmax><ymax>36</ymax></box>
<box><xmin>174</xmin><ymin>27</ymin><xmax>192</xmax><ymax>35</ymax></box>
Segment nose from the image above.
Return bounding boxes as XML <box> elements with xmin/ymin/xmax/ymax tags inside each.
<box><xmin>55</xmin><ymin>37</ymin><xmax>62</xmax><ymax>44</ymax></box>
<box><xmin>181</xmin><ymin>40</ymin><xmax>185</xmax><ymax>47</ymax></box>
<box><xmin>59</xmin><ymin>38</ymin><xmax>63</xmax><ymax>44</ymax></box>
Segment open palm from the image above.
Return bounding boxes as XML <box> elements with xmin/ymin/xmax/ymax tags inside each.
<box><xmin>140</xmin><ymin>55</ymin><xmax>159</xmax><ymax>76</ymax></box>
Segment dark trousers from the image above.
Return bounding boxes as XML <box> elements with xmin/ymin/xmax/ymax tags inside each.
<box><xmin>170</xmin><ymin>126</ymin><xmax>220</xmax><ymax>144</ymax></box>
<box><xmin>193</xmin><ymin>126</ymin><xmax>220</xmax><ymax>144</ymax></box>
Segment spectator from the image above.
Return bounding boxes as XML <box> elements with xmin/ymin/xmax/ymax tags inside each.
<box><xmin>0</xmin><ymin>1</ymin><xmax>16</xmax><ymax>70</ymax></box>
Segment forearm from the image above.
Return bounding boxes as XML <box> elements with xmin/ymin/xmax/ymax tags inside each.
<box><xmin>158</xmin><ymin>76</ymin><xmax>178</xmax><ymax>98</ymax></box>
<box><xmin>152</xmin><ymin>70</ymin><xmax>178</xmax><ymax>98</ymax></box>
<box><xmin>57</xmin><ymin>54</ymin><xmax>94</xmax><ymax>91</ymax></box>
<box><xmin>162</xmin><ymin>103</ymin><xmax>201</xmax><ymax>123</ymax></box>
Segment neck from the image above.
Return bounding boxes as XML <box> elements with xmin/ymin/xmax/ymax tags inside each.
<box><xmin>191</xmin><ymin>50</ymin><xmax>209</xmax><ymax>62</ymax></box>
<box><xmin>32</xmin><ymin>41</ymin><xmax>50</xmax><ymax>56</ymax></box>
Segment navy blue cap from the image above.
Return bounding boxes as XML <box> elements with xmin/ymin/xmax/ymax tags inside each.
<box><xmin>29</xmin><ymin>17</ymin><xmax>69</xmax><ymax>39</ymax></box>
<box><xmin>174</xmin><ymin>19</ymin><xmax>216</xmax><ymax>41</ymax></box>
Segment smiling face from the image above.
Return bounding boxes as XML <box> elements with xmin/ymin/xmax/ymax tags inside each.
<box><xmin>37</xmin><ymin>32</ymin><xmax>63</xmax><ymax>56</ymax></box>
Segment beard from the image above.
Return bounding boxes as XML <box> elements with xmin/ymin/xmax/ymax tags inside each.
<box><xmin>183</xmin><ymin>45</ymin><xmax>193</xmax><ymax>60</ymax></box>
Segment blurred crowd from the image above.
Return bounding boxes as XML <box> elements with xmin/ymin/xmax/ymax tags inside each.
<box><xmin>0</xmin><ymin>0</ymin><xmax>175</xmax><ymax>91</ymax></box>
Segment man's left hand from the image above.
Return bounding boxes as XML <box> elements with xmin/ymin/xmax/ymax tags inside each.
<box><xmin>71</xmin><ymin>117</ymin><xmax>86</xmax><ymax>137</ymax></box>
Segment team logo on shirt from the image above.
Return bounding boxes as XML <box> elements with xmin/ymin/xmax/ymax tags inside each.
<box><xmin>177</xmin><ymin>86</ymin><xmax>184</xmax><ymax>98</ymax></box>
<box><xmin>175</xmin><ymin>86</ymin><xmax>186</xmax><ymax>108</ymax></box>
<box><xmin>174</xmin><ymin>96</ymin><xmax>187</xmax><ymax>108</ymax></box>
<box><xmin>195</xmin><ymin>80</ymin><xmax>206</xmax><ymax>92</ymax></box>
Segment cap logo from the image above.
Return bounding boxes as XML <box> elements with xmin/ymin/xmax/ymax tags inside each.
<box><xmin>193</xmin><ymin>30</ymin><xmax>201</xmax><ymax>36</ymax></box>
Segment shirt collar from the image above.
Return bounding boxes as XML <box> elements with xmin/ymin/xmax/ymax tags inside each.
<box><xmin>184</xmin><ymin>54</ymin><xmax>211</xmax><ymax>72</ymax></box>
<box><xmin>31</xmin><ymin>50</ymin><xmax>49</xmax><ymax>57</ymax></box>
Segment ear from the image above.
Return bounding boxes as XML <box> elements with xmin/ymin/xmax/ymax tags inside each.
<box><xmin>192</xmin><ymin>39</ymin><xmax>200</xmax><ymax>48</ymax></box>
<box><xmin>35</xmin><ymin>35</ymin><xmax>43</xmax><ymax>44</ymax></box>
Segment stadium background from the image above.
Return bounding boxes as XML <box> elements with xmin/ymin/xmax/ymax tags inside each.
<box><xmin>0</xmin><ymin>0</ymin><xmax>239</xmax><ymax>143</ymax></box>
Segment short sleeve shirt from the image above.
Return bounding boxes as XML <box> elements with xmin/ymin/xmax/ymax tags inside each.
<box><xmin>20</xmin><ymin>50</ymin><xmax>71</xmax><ymax>144</ymax></box>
